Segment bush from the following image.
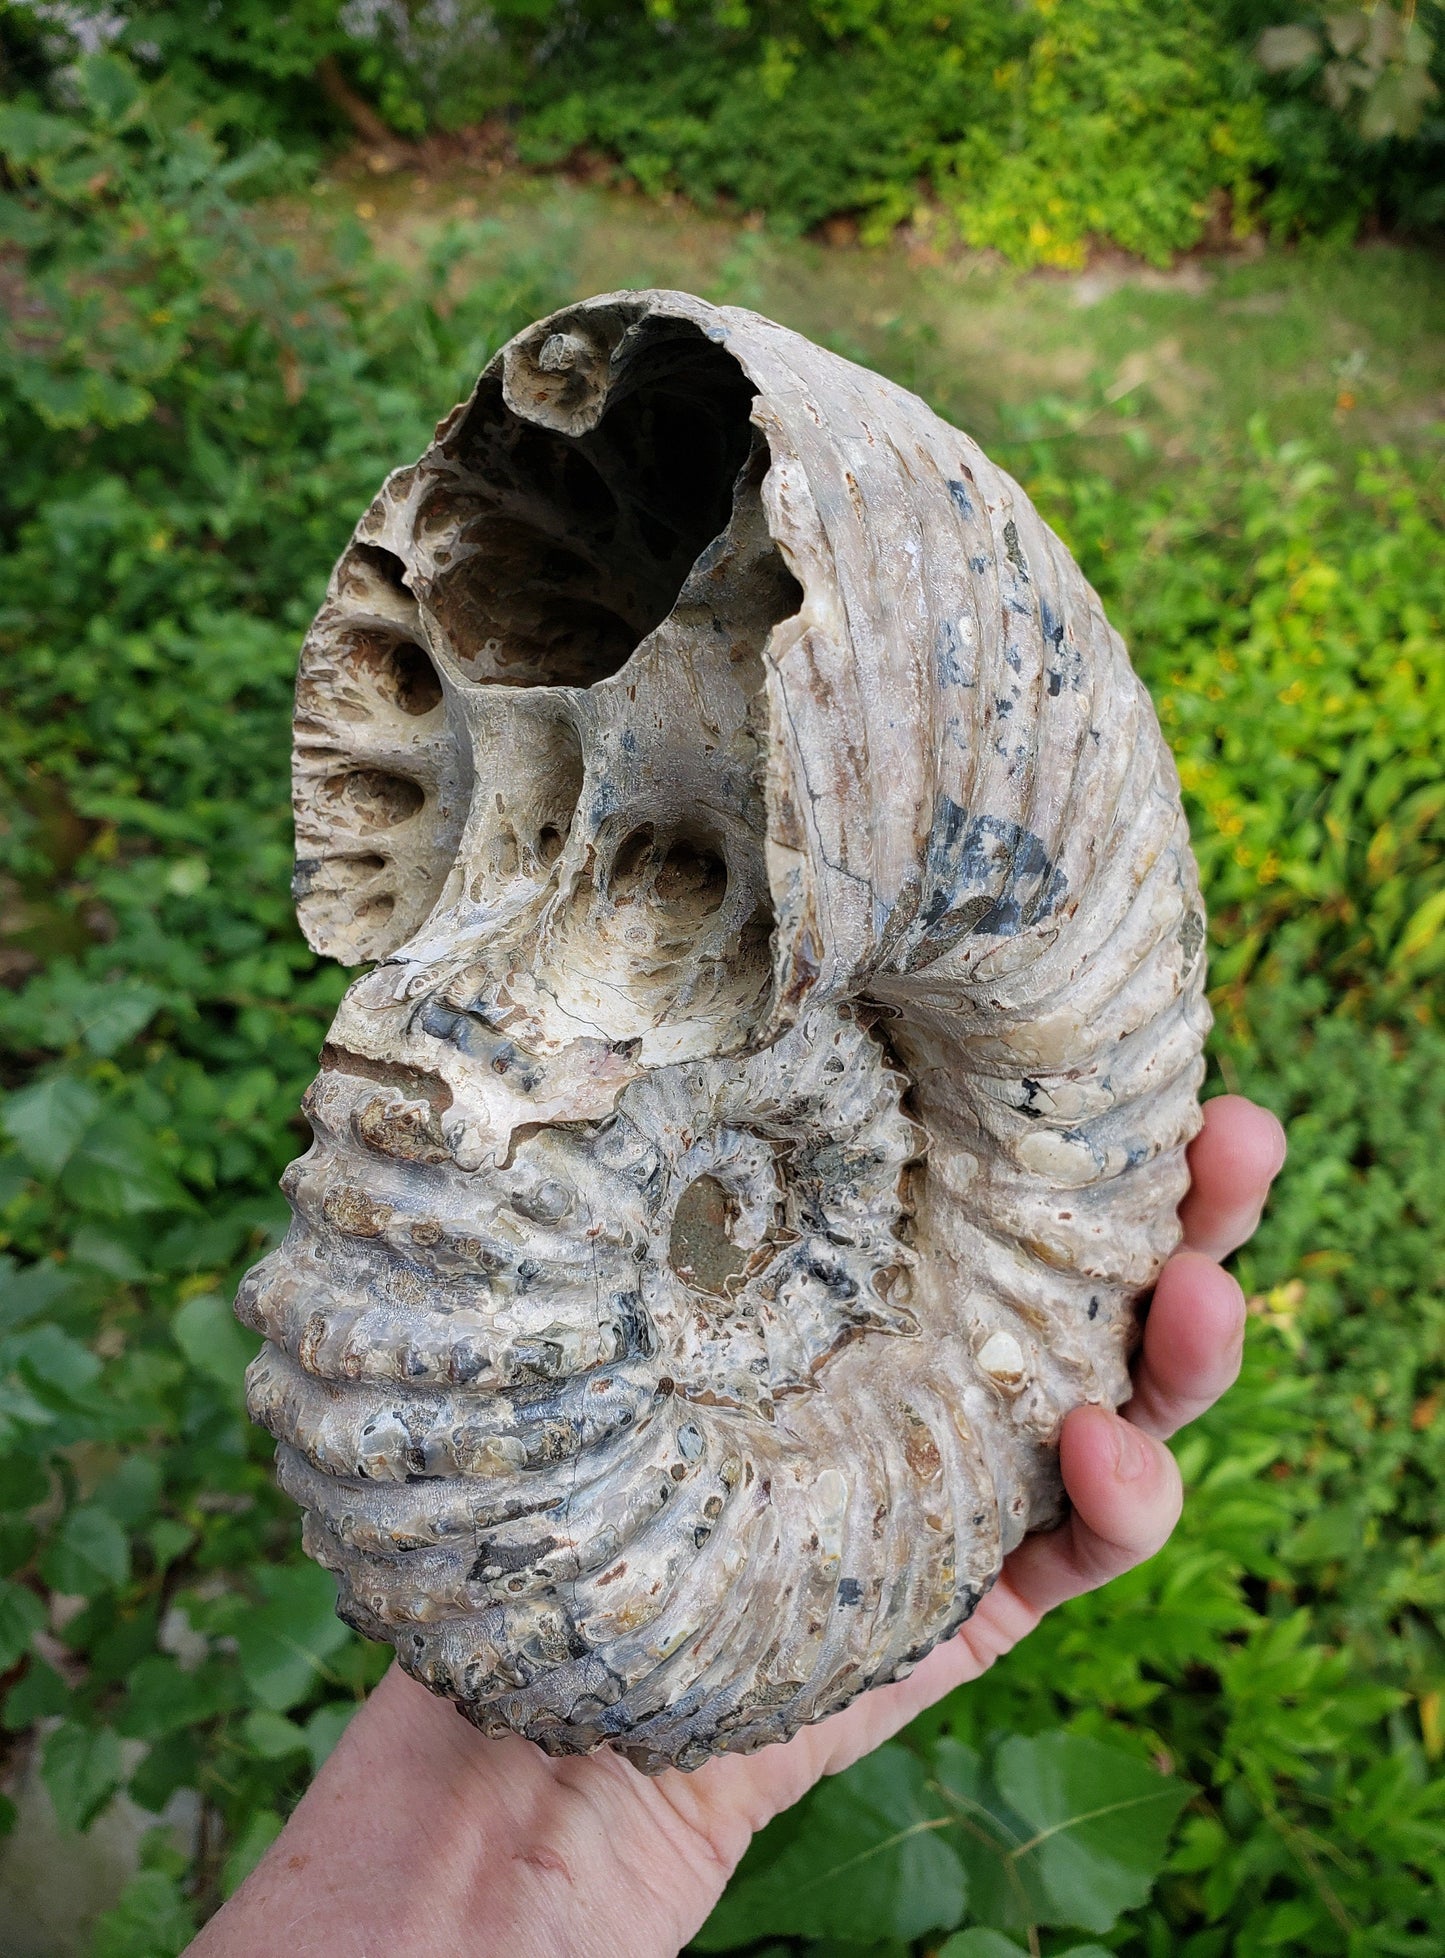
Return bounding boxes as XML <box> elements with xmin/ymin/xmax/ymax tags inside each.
<box><xmin>5</xmin><ymin>1</ymin><xmax>1443</xmax><ymax>264</ymax></box>
<box><xmin>518</xmin><ymin>0</ymin><xmax>1275</xmax><ymax>265</ymax></box>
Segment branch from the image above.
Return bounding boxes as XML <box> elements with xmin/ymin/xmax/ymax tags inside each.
<box><xmin>315</xmin><ymin>55</ymin><xmax>402</xmax><ymax>152</ymax></box>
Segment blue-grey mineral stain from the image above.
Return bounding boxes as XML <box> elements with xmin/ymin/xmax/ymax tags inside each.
<box><xmin>916</xmin><ymin>798</ymin><xmax>1069</xmax><ymax>949</ymax></box>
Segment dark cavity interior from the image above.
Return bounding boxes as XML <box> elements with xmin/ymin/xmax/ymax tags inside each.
<box><xmin>425</xmin><ymin>324</ymin><xmax>760</xmax><ymax>687</ymax></box>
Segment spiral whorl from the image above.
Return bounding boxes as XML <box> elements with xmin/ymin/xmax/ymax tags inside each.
<box><xmin>239</xmin><ymin>291</ymin><xmax>1208</xmax><ymax>1770</ymax></box>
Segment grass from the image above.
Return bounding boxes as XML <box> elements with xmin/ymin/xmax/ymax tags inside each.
<box><xmin>295</xmin><ymin>164</ymin><xmax>1445</xmax><ymax>470</ymax></box>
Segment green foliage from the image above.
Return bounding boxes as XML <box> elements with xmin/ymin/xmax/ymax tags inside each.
<box><xmin>697</xmin><ymin>1732</ymin><xmax>1190</xmax><ymax>1949</ymax></box>
<box><xmin>515</xmin><ymin>0</ymin><xmax>1274</xmax><ymax>265</ymax></box>
<box><xmin>1257</xmin><ymin>5</ymin><xmax>1440</xmax><ymax>144</ymax></box>
<box><xmin>5</xmin><ymin>1</ymin><xmax>1443</xmax><ymax>263</ymax></box>
<box><xmin>1</xmin><ymin>33</ymin><xmax>1443</xmax><ymax>1958</ymax></box>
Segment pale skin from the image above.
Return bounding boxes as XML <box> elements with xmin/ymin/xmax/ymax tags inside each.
<box><xmin>191</xmin><ymin>1093</ymin><xmax>1286</xmax><ymax>1958</ymax></box>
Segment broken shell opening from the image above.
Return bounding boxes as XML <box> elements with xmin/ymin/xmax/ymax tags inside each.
<box><xmin>421</xmin><ymin>325</ymin><xmax>759</xmax><ymax>690</ymax></box>
<box><xmin>610</xmin><ymin>828</ymin><xmax>728</xmax><ymax>920</ymax></box>
<box><xmin>321</xmin><ymin>630</ymin><xmax>444</xmax><ymax>721</ymax></box>
<box><xmin>345</xmin><ymin>540</ymin><xmax>411</xmax><ymax>602</ymax></box>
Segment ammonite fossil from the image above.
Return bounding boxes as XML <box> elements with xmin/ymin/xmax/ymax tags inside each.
<box><xmin>236</xmin><ymin>290</ymin><xmax>1210</xmax><ymax>1773</ymax></box>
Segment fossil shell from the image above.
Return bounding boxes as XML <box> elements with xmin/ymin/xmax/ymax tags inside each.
<box><xmin>238</xmin><ymin>290</ymin><xmax>1210</xmax><ymax>1772</ymax></box>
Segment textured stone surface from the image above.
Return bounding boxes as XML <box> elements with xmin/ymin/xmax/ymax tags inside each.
<box><xmin>237</xmin><ymin>290</ymin><xmax>1210</xmax><ymax>1771</ymax></box>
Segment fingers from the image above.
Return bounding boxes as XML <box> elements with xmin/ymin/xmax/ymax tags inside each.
<box><xmin>1001</xmin><ymin>1403</ymin><xmax>1182</xmax><ymax>1619</ymax></box>
<box><xmin>1178</xmin><ymin>1093</ymin><xmax>1286</xmax><ymax>1261</ymax></box>
<box><xmin>1124</xmin><ymin>1249</ymin><xmax>1247</xmax><ymax>1441</ymax></box>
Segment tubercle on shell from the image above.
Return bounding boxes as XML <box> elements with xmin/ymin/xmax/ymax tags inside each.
<box><xmin>240</xmin><ymin>290</ymin><xmax>1209</xmax><ymax>1772</ymax></box>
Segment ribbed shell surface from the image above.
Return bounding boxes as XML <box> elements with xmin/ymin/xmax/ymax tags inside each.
<box><xmin>238</xmin><ymin>291</ymin><xmax>1210</xmax><ymax>1771</ymax></box>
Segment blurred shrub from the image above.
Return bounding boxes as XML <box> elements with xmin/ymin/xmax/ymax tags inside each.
<box><xmin>1240</xmin><ymin>0</ymin><xmax>1445</xmax><ymax>233</ymax></box>
<box><xmin>513</xmin><ymin>0</ymin><xmax>1275</xmax><ymax>265</ymax></box>
<box><xmin>4</xmin><ymin>1</ymin><xmax>1443</xmax><ymax>261</ymax></box>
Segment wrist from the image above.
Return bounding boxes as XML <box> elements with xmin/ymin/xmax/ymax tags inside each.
<box><xmin>191</xmin><ymin>1665</ymin><xmax>753</xmax><ymax>1958</ymax></box>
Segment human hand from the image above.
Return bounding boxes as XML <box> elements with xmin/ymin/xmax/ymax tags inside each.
<box><xmin>191</xmin><ymin>1093</ymin><xmax>1285</xmax><ymax>1958</ymax></box>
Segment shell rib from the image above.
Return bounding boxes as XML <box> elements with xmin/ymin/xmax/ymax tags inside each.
<box><xmin>240</xmin><ymin>290</ymin><xmax>1210</xmax><ymax>1772</ymax></box>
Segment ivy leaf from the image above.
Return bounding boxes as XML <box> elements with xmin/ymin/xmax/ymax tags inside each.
<box><xmin>1</xmin><ymin>1074</ymin><xmax>100</xmax><ymax>1175</ymax></box>
<box><xmin>235</xmin><ymin>1563</ymin><xmax>351</xmax><ymax>1713</ymax></box>
<box><xmin>695</xmin><ymin>1743</ymin><xmax>966</xmax><ymax>1948</ymax></box>
<box><xmin>42</xmin><ymin>1719</ymin><xmax>123</xmax><ymax>1832</ymax></box>
<box><xmin>0</xmin><ymin>1578</ymin><xmax>45</xmax><ymax>1670</ymax></box>
<box><xmin>40</xmin><ymin>1502</ymin><xmax>131</xmax><ymax>1598</ymax></box>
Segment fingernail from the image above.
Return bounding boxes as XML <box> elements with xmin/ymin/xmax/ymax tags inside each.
<box><xmin>1267</xmin><ymin>1112</ymin><xmax>1288</xmax><ymax>1177</ymax></box>
<box><xmin>1114</xmin><ymin>1421</ymin><xmax>1151</xmax><ymax>1482</ymax></box>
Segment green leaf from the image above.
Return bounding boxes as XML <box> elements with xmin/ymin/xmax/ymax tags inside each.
<box><xmin>76</xmin><ymin>52</ymin><xmax>145</xmax><ymax>128</ymax></box>
<box><xmin>147</xmin><ymin>1519</ymin><xmax>195</xmax><ymax>1574</ymax></box>
<box><xmin>241</xmin><ymin>1708</ymin><xmax>308</xmax><ymax>1760</ymax></box>
<box><xmin>0</xmin><ymin>1254</ymin><xmax>79</xmax><ymax>1334</ymax></box>
<box><xmin>117</xmin><ymin>1655</ymin><xmax>235</xmax><ymax>1740</ymax></box>
<box><xmin>89</xmin><ymin>1866</ymin><xmax>195</xmax><ymax>1958</ymax></box>
<box><xmin>60</xmin><ymin>1115</ymin><xmax>189</xmax><ymax>1217</ymax></box>
<box><xmin>0</xmin><ymin>1579</ymin><xmax>44</xmax><ymax>1670</ymax></box>
<box><xmin>221</xmin><ymin>1808</ymin><xmax>284</xmax><ymax>1898</ymax></box>
<box><xmin>0</xmin><ymin>104</ymin><xmax>83</xmax><ymax>165</ymax></box>
<box><xmin>41</xmin><ymin>1503</ymin><xmax>131</xmax><ymax>1598</ymax></box>
<box><xmin>172</xmin><ymin>1291</ymin><xmax>257</xmax><ymax>1395</ymax></box>
<box><xmin>696</xmin><ymin>1743</ymin><xmax>966</xmax><ymax>1948</ymax></box>
<box><xmin>8</xmin><ymin>1324</ymin><xmax>102</xmax><ymax>1395</ymax></box>
<box><xmin>1</xmin><ymin>1075</ymin><xmax>101</xmax><ymax>1176</ymax></box>
<box><xmin>127</xmin><ymin>1733</ymin><xmax>201</xmax><ymax>1819</ymax></box>
<box><xmin>67</xmin><ymin>1224</ymin><xmax>148</xmax><ymax>1281</ymax></box>
<box><xmin>939</xmin><ymin>1941</ymin><xmax>1109</xmax><ymax>1958</ymax></box>
<box><xmin>235</xmin><ymin>1563</ymin><xmax>350</xmax><ymax>1713</ymax></box>
<box><xmin>41</xmin><ymin>1720</ymin><xmax>123</xmax><ymax>1833</ymax></box>
<box><xmin>933</xmin><ymin>1734</ymin><xmax>1191</xmax><ymax>1936</ymax></box>
<box><xmin>93</xmin><ymin>1456</ymin><xmax>162</xmax><ymax>1529</ymax></box>
<box><xmin>304</xmin><ymin>1698</ymin><xmax>357</xmax><ymax>1770</ymax></box>
<box><xmin>3</xmin><ymin>1658</ymin><xmax>71</xmax><ymax>1730</ymax></box>
<box><xmin>1392</xmin><ymin>886</ymin><xmax>1445</xmax><ymax>975</ymax></box>
<box><xmin>78</xmin><ymin>982</ymin><xmax>164</xmax><ymax>1057</ymax></box>
<box><xmin>993</xmin><ymin>1733</ymin><xmax>1192</xmax><ymax>1934</ymax></box>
